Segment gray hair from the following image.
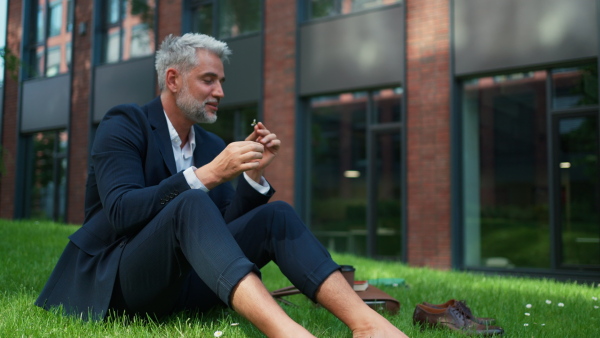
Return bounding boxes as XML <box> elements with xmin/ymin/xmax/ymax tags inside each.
<box><xmin>155</xmin><ymin>33</ymin><xmax>232</xmax><ymax>91</ymax></box>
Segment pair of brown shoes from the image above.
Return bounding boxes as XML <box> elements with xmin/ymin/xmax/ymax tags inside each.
<box><xmin>413</xmin><ymin>299</ymin><xmax>504</xmax><ymax>336</ymax></box>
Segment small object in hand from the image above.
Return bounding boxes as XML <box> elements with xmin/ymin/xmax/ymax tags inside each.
<box><xmin>251</xmin><ymin>119</ymin><xmax>257</xmax><ymax>127</ymax></box>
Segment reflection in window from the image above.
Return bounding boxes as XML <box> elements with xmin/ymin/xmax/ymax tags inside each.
<box><xmin>552</xmin><ymin>64</ymin><xmax>598</xmax><ymax>109</ymax></box>
<box><xmin>309</xmin><ymin>88</ymin><xmax>402</xmax><ymax>258</ymax></box>
<box><xmin>130</xmin><ymin>24</ymin><xmax>152</xmax><ymax>58</ymax></box>
<box><xmin>462</xmin><ymin>71</ymin><xmax>550</xmax><ymax>269</ymax></box>
<box><xmin>28</xmin><ymin>130</ymin><xmax>68</xmax><ymax>222</ymax></box>
<box><xmin>48</xmin><ymin>0</ymin><xmax>62</xmax><ymax>37</ymax></box>
<box><xmin>102</xmin><ymin>0</ymin><xmax>155</xmax><ymax>64</ymax></box>
<box><xmin>307</xmin><ymin>0</ymin><xmax>401</xmax><ymax>20</ymax></box>
<box><xmin>557</xmin><ymin>116</ymin><xmax>599</xmax><ymax>266</ymax></box>
<box><xmin>27</xmin><ymin>0</ymin><xmax>73</xmax><ymax>78</ymax></box>
<box><xmin>45</xmin><ymin>46</ymin><xmax>61</xmax><ymax>77</ymax></box>
<box><xmin>190</xmin><ymin>0</ymin><xmax>261</xmax><ymax>39</ymax></box>
<box><xmin>311</xmin><ymin>91</ymin><xmax>368</xmax><ymax>254</ymax></box>
<box><xmin>373</xmin><ymin>87</ymin><xmax>402</xmax><ymax>123</ymax></box>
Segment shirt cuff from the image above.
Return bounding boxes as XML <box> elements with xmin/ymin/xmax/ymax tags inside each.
<box><xmin>184</xmin><ymin>166</ymin><xmax>209</xmax><ymax>193</ymax></box>
<box><xmin>243</xmin><ymin>172</ymin><xmax>270</xmax><ymax>195</ymax></box>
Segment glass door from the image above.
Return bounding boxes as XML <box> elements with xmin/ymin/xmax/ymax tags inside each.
<box><xmin>553</xmin><ymin>112</ymin><xmax>600</xmax><ymax>268</ymax></box>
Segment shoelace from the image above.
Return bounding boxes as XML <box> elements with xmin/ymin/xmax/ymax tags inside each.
<box><xmin>449</xmin><ymin>305</ymin><xmax>476</xmax><ymax>330</ymax></box>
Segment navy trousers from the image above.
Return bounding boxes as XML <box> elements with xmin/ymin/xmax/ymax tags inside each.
<box><xmin>110</xmin><ymin>189</ymin><xmax>339</xmax><ymax>317</ymax></box>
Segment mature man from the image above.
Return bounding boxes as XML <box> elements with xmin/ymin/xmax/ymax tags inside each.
<box><xmin>36</xmin><ymin>33</ymin><xmax>407</xmax><ymax>337</ymax></box>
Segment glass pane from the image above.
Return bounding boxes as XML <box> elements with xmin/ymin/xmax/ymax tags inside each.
<box><xmin>129</xmin><ymin>24</ymin><xmax>152</xmax><ymax>58</ymax></box>
<box><xmin>218</xmin><ymin>0</ymin><xmax>260</xmax><ymax>38</ymax></box>
<box><xmin>45</xmin><ymin>46</ymin><xmax>60</xmax><ymax>77</ymax></box>
<box><xmin>310</xmin><ymin>0</ymin><xmax>337</xmax><ymax>19</ymax></box>
<box><xmin>552</xmin><ymin>64</ymin><xmax>598</xmax><ymax>109</ymax></box>
<box><xmin>309</xmin><ymin>0</ymin><xmax>401</xmax><ymax>19</ymax></box>
<box><xmin>373</xmin><ymin>87</ymin><xmax>401</xmax><ymax>123</ymax></box>
<box><xmin>310</xmin><ymin>92</ymin><xmax>368</xmax><ymax>255</ymax></box>
<box><xmin>67</xmin><ymin>0</ymin><xmax>73</xmax><ymax>32</ymax></box>
<box><xmin>48</xmin><ymin>1</ymin><xmax>62</xmax><ymax>37</ymax></box>
<box><xmin>36</xmin><ymin>5</ymin><xmax>45</xmax><ymax>44</ymax></box>
<box><xmin>192</xmin><ymin>4</ymin><xmax>213</xmax><ymax>36</ymax></box>
<box><xmin>104</xmin><ymin>29</ymin><xmax>121</xmax><ymax>63</ymax></box>
<box><xmin>375</xmin><ymin>132</ymin><xmax>401</xmax><ymax>258</ymax></box>
<box><xmin>557</xmin><ymin>116</ymin><xmax>599</xmax><ymax>266</ymax></box>
<box><xmin>35</xmin><ymin>47</ymin><xmax>45</xmax><ymax>77</ymax></box>
<box><xmin>30</xmin><ymin>130</ymin><xmax>68</xmax><ymax>222</ymax></box>
<box><xmin>107</xmin><ymin>0</ymin><xmax>121</xmax><ymax>24</ymax></box>
<box><xmin>462</xmin><ymin>71</ymin><xmax>550</xmax><ymax>269</ymax></box>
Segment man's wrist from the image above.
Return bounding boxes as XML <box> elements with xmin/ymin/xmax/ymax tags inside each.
<box><xmin>194</xmin><ymin>165</ymin><xmax>221</xmax><ymax>190</ymax></box>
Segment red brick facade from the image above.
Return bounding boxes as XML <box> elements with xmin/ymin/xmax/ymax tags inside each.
<box><xmin>66</xmin><ymin>0</ymin><xmax>93</xmax><ymax>224</ymax></box>
<box><xmin>405</xmin><ymin>0</ymin><xmax>452</xmax><ymax>268</ymax></box>
<box><xmin>262</xmin><ymin>0</ymin><xmax>297</xmax><ymax>205</ymax></box>
<box><xmin>0</xmin><ymin>1</ymin><xmax>454</xmax><ymax>270</ymax></box>
<box><xmin>0</xmin><ymin>0</ymin><xmax>23</xmax><ymax>219</ymax></box>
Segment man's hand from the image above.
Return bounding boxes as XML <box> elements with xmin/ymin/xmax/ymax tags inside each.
<box><xmin>244</xmin><ymin>122</ymin><xmax>280</xmax><ymax>183</ymax></box>
<box><xmin>194</xmin><ymin>141</ymin><xmax>266</xmax><ymax>190</ymax></box>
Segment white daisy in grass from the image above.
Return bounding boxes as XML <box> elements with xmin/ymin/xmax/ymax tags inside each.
<box><xmin>524</xmin><ymin>313</ymin><xmax>530</xmax><ymax>316</ymax></box>
<box><xmin>594</xmin><ymin>305</ymin><xmax>599</xmax><ymax>309</ymax></box>
<box><xmin>526</xmin><ymin>304</ymin><xmax>532</xmax><ymax>308</ymax></box>
<box><xmin>545</xmin><ymin>300</ymin><xmax>552</xmax><ymax>304</ymax></box>
<box><xmin>524</xmin><ymin>323</ymin><xmax>529</xmax><ymax>327</ymax></box>
<box><xmin>592</xmin><ymin>297</ymin><xmax>598</xmax><ymax>301</ymax></box>
<box><xmin>558</xmin><ymin>303</ymin><xmax>565</xmax><ymax>307</ymax></box>
<box><xmin>214</xmin><ymin>330</ymin><xmax>223</xmax><ymax>337</ymax></box>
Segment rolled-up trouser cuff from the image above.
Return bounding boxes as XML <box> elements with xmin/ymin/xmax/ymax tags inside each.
<box><xmin>217</xmin><ymin>256</ymin><xmax>261</xmax><ymax>308</ymax></box>
<box><xmin>302</xmin><ymin>259</ymin><xmax>341</xmax><ymax>302</ymax></box>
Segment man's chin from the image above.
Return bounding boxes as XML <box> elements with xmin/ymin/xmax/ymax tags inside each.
<box><xmin>198</xmin><ymin>114</ymin><xmax>217</xmax><ymax>124</ymax></box>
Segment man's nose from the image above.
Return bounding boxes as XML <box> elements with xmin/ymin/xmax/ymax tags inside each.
<box><xmin>213</xmin><ymin>81</ymin><xmax>225</xmax><ymax>98</ymax></box>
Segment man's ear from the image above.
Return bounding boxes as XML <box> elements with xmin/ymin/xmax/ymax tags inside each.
<box><xmin>165</xmin><ymin>68</ymin><xmax>181</xmax><ymax>93</ymax></box>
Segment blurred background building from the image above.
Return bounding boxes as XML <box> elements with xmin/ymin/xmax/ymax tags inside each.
<box><xmin>0</xmin><ymin>0</ymin><xmax>598</xmax><ymax>281</ymax></box>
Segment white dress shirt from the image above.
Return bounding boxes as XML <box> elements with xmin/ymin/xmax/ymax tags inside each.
<box><xmin>164</xmin><ymin>111</ymin><xmax>270</xmax><ymax>194</ymax></box>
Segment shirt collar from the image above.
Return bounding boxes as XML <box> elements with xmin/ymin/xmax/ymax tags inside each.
<box><xmin>164</xmin><ymin>111</ymin><xmax>196</xmax><ymax>152</ymax></box>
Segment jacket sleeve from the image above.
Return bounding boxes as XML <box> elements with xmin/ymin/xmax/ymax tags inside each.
<box><xmin>91</xmin><ymin>105</ymin><xmax>190</xmax><ymax>237</ymax></box>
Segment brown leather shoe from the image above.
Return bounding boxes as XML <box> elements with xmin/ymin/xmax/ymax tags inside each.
<box><xmin>413</xmin><ymin>303</ymin><xmax>504</xmax><ymax>336</ymax></box>
<box><xmin>423</xmin><ymin>299</ymin><xmax>496</xmax><ymax>325</ymax></box>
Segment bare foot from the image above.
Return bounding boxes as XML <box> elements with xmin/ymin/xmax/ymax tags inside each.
<box><xmin>352</xmin><ymin>317</ymin><xmax>409</xmax><ymax>338</ymax></box>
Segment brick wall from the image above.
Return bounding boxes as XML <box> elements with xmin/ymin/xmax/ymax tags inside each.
<box><xmin>66</xmin><ymin>0</ymin><xmax>93</xmax><ymax>224</ymax></box>
<box><xmin>262</xmin><ymin>0</ymin><xmax>297</xmax><ymax>205</ymax></box>
<box><xmin>0</xmin><ymin>0</ymin><xmax>23</xmax><ymax>219</ymax></box>
<box><xmin>157</xmin><ymin>0</ymin><xmax>183</xmax><ymax>50</ymax></box>
<box><xmin>405</xmin><ymin>0</ymin><xmax>452</xmax><ymax>269</ymax></box>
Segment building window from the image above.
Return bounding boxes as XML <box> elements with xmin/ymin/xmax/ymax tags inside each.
<box><xmin>190</xmin><ymin>0</ymin><xmax>261</xmax><ymax>39</ymax></box>
<box><xmin>552</xmin><ymin>66</ymin><xmax>598</xmax><ymax>109</ymax></box>
<box><xmin>461</xmin><ymin>63</ymin><xmax>599</xmax><ymax>270</ymax></box>
<box><xmin>307</xmin><ymin>87</ymin><xmax>402</xmax><ymax>259</ymax></box>
<box><xmin>48</xmin><ymin>0</ymin><xmax>62</xmax><ymax>37</ymax></box>
<box><xmin>305</xmin><ymin>0</ymin><xmax>401</xmax><ymax>21</ymax></box>
<box><xmin>26</xmin><ymin>130</ymin><xmax>68</xmax><ymax>222</ymax></box>
<box><xmin>101</xmin><ymin>0</ymin><xmax>155</xmax><ymax>64</ymax></box>
<box><xmin>26</xmin><ymin>0</ymin><xmax>73</xmax><ymax>79</ymax></box>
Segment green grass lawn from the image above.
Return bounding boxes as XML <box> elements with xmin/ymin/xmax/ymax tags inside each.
<box><xmin>1</xmin><ymin>219</ymin><xmax>599</xmax><ymax>337</ymax></box>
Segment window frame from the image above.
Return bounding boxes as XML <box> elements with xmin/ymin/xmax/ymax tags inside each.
<box><xmin>187</xmin><ymin>0</ymin><xmax>262</xmax><ymax>40</ymax></box>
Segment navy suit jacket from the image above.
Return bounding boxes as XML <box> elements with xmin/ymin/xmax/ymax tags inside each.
<box><xmin>35</xmin><ymin>97</ymin><xmax>273</xmax><ymax>320</ymax></box>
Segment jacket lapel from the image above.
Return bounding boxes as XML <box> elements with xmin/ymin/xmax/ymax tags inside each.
<box><xmin>146</xmin><ymin>97</ymin><xmax>177</xmax><ymax>175</ymax></box>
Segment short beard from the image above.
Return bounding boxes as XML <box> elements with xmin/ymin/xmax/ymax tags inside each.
<box><xmin>176</xmin><ymin>84</ymin><xmax>218</xmax><ymax>124</ymax></box>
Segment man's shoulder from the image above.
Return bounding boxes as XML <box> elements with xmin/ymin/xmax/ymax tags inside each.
<box><xmin>100</xmin><ymin>97</ymin><xmax>161</xmax><ymax>126</ymax></box>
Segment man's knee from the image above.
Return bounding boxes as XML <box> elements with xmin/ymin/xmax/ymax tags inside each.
<box><xmin>171</xmin><ymin>189</ymin><xmax>219</xmax><ymax>219</ymax></box>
